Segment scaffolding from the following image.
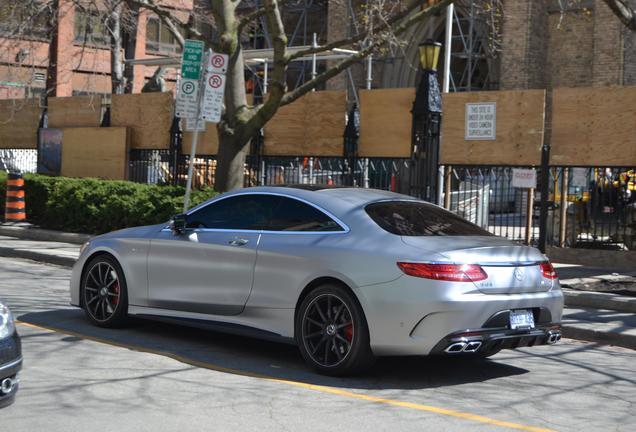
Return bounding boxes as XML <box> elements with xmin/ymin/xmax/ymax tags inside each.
<box><xmin>445</xmin><ymin>1</ymin><xmax>499</xmax><ymax>92</ymax></box>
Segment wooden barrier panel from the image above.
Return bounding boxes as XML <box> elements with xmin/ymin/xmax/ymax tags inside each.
<box><xmin>0</xmin><ymin>99</ymin><xmax>41</xmax><ymax>149</ymax></box>
<box><xmin>359</xmin><ymin>89</ymin><xmax>546</xmax><ymax>164</ymax></box>
<box><xmin>440</xmin><ymin>90</ymin><xmax>546</xmax><ymax>165</ymax></box>
<box><xmin>359</xmin><ymin>88</ymin><xmax>414</xmax><ymax>157</ymax></box>
<box><xmin>48</xmin><ymin>96</ymin><xmax>102</xmax><ymax>128</ymax></box>
<box><xmin>264</xmin><ymin>91</ymin><xmax>346</xmax><ymax>156</ymax></box>
<box><xmin>552</xmin><ymin>86</ymin><xmax>636</xmax><ymax>166</ymax></box>
<box><xmin>61</xmin><ymin>127</ymin><xmax>129</xmax><ymax>180</ymax></box>
<box><xmin>183</xmin><ymin>126</ymin><xmax>219</xmax><ymax>155</ymax></box>
<box><xmin>111</xmin><ymin>92</ymin><xmax>173</xmax><ymax>149</ymax></box>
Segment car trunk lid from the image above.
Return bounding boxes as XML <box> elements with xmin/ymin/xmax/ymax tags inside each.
<box><xmin>401</xmin><ymin>236</ymin><xmax>552</xmax><ymax>294</ymax></box>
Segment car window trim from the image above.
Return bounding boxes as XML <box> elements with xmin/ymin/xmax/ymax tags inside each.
<box><xmin>163</xmin><ymin>191</ymin><xmax>350</xmax><ymax>235</ymax></box>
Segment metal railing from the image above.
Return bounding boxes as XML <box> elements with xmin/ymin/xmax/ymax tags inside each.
<box><xmin>445</xmin><ymin>166</ymin><xmax>541</xmax><ymax>245</ymax></box>
<box><xmin>5</xmin><ymin>148</ymin><xmax>634</xmax><ymax>251</ymax></box>
<box><xmin>545</xmin><ymin>166</ymin><xmax>636</xmax><ymax>251</ymax></box>
<box><xmin>0</xmin><ymin>149</ymin><xmax>38</xmax><ymax>174</ymax></box>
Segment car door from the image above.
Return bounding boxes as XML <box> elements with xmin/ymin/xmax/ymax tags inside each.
<box><xmin>147</xmin><ymin>194</ymin><xmax>280</xmax><ymax>316</ymax></box>
<box><xmin>249</xmin><ymin>196</ymin><xmax>349</xmax><ymax>309</ymax></box>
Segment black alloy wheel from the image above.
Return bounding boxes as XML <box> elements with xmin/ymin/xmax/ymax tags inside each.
<box><xmin>296</xmin><ymin>284</ymin><xmax>374</xmax><ymax>376</ymax></box>
<box><xmin>82</xmin><ymin>255</ymin><xmax>128</xmax><ymax>328</ymax></box>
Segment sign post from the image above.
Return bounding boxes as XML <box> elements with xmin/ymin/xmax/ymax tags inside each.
<box><xmin>176</xmin><ymin>44</ymin><xmax>229</xmax><ymax>212</ymax></box>
<box><xmin>176</xmin><ymin>39</ymin><xmax>205</xmax><ymax>212</ymax></box>
<box><xmin>511</xmin><ymin>168</ymin><xmax>537</xmax><ymax>245</ymax></box>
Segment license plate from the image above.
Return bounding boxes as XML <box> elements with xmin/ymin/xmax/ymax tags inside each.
<box><xmin>509</xmin><ymin>309</ymin><xmax>535</xmax><ymax>330</ymax></box>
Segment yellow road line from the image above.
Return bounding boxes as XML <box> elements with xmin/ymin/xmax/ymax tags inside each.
<box><xmin>17</xmin><ymin>320</ymin><xmax>555</xmax><ymax>432</ymax></box>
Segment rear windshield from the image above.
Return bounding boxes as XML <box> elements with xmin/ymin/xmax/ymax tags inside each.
<box><xmin>365</xmin><ymin>201</ymin><xmax>493</xmax><ymax>236</ymax></box>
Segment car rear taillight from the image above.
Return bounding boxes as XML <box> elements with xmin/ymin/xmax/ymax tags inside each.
<box><xmin>397</xmin><ymin>262</ymin><xmax>488</xmax><ymax>282</ymax></box>
<box><xmin>540</xmin><ymin>261</ymin><xmax>558</xmax><ymax>280</ymax></box>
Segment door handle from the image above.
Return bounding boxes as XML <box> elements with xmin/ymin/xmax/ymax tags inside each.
<box><xmin>228</xmin><ymin>238</ymin><xmax>249</xmax><ymax>247</ymax></box>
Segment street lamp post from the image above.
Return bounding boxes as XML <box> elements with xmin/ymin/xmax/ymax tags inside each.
<box><xmin>343</xmin><ymin>104</ymin><xmax>360</xmax><ymax>186</ymax></box>
<box><xmin>411</xmin><ymin>40</ymin><xmax>442</xmax><ymax>203</ymax></box>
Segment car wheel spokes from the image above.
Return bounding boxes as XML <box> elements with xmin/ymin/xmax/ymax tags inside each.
<box><xmin>84</xmin><ymin>262</ymin><xmax>120</xmax><ymax>322</ymax></box>
<box><xmin>303</xmin><ymin>294</ymin><xmax>354</xmax><ymax>368</ymax></box>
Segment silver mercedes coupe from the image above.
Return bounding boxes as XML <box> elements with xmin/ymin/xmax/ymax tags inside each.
<box><xmin>70</xmin><ymin>186</ymin><xmax>564</xmax><ymax>375</ymax></box>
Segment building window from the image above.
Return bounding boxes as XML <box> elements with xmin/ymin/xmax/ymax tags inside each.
<box><xmin>146</xmin><ymin>17</ymin><xmax>183</xmax><ymax>54</ymax></box>
<box><xmin>0</xmin><ymin>2</ymin><xmax>50</xmax><ymax>40</ymax></box>
<box><xmin>74</xmin><ymin>9</ymin><xmax>111</xmax><ymax>47</ymax></box>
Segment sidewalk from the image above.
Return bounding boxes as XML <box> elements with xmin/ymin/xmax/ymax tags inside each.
<box><xmin>0</xmin><ymin>226</ymin><xmax>634</xmax><ymax>350</ymax></box>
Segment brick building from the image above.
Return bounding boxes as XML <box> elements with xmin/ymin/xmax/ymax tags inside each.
<box><xmin>0</xmin><ymin>0</ymin><xmax>634</xmax><ymax>101</ymax></box>
<box><xmin>0</xmin><ymin>0</ymin><xmax>192</xmax><ymax>99</ymax></box>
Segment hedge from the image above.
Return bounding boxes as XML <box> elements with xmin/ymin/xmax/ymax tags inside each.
<box><xmin>0</xmin><ymin>171</ymin><xmax>218</xmax><ymax>234</ymax></box>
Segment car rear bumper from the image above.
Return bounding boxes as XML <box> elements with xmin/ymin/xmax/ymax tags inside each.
<box><xmin>429</xmin><ymin>324</ymin><xmax>562</xmax><ymax>355</ymax></box>
<box><xmin>354</xmin><ymin>275</ymin><xmax>564</xmax><ymax>356</ymax></box>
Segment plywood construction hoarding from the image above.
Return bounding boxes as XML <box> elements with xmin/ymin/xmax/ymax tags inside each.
<box><xmin>359</xmin><ymin>88</ymin><xmax>414</xmax><ymax>158</ymax></box>
<box><xmin>60</xmin><ymin>127</ymin><xmax>129</xmax><ymax>180</ymax></box>
<box><xmin>551</xmin><ymin>86</ymin><xmax>636</xmax><ymax>166</ymax></box>
<box><xmin>359</xmin><ymin>89</ymin><xmax>546</xmax><ymax>165</ymax></box>
<box><xmin>111</xmin><ymin>92</ymin><xmax>173</xmax><ymax>149</ymax></box>
<box><xmin>441</xmin><ymin>90</ymin><xmax>546</xmax><ymax>165</ymax></box>
<box><xmin>48</xmin><ymin>96</ymin><xmax>102</xmax><ymax>128</ymax></box>
<box><xmin>264</xmin><ymin>91</ymin><xmax>346</xmax><ymax>156</ymax></box>
<box><xmin>182</xmin><ymin>126</ymin><xmax>219</xmax><ymax>155</ymax></box>
<box><xmin>0</xmin><ymin>99</ymin><xmax>41</xmax><ymax>149</ymax></box>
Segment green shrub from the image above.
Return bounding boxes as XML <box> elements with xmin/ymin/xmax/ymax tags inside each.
<box><xmin>1</xmin><ymin>172</ymin><xmax>217</xmax><ymax>234</ymax></box>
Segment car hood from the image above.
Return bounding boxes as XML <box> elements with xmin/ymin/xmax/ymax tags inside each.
<box><xmin>92</xmin><ymin>223</ymin><xmax>166</xmax><ymax>241</ymax></box>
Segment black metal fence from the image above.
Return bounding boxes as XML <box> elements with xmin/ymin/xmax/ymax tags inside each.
<box><xmin>545</xmin><ymin>167</ymin><xmax>636</xmax><ymax>251</ymax></box>
<box><xmin>0</xmin><ymin>149</ymin><xmax>38</xmax><ymax>174</ymax></box>
<box><xmin>3</xmin><ymin>147</ymin><xmax>634</xmax><ymax>251</ymax></box>
<box><xmin>445</xmin><ymin>166</ymin><xmax>541</xmax><ymax>245</ymax></box>
<box><xmin>128</xmin><ymin>152</ymin><xmax>415</xmax><ymax>192</ymax></box>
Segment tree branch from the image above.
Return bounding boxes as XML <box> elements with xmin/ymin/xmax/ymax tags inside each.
<box><xmin>602</xmin><ymin>0</ymin><xmax>636</xmax><ymax>31</ymax></box>
<box><xmin>243</xmin><ymin>0</ymin><xmax>288</xmax><ymax>135</ymax></box>
<box><xmin>286</xmin><ymin>0</ymin><xmax>451</xmax><ymax>62</ymax></box>
<box><xmin>280</xmin><ymin>0</ymin><xmax>453</xmax><ymax>106</ymax></box>
<box><xmin>130</xmin><ymin>0</ymin><xmax>204</xmax><ymax>47</ymax></box>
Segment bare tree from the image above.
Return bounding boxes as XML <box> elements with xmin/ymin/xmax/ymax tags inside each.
<box><xmin>0</xmin><ymin>0</ymin><xmax>139</xmax><ymax>97</ymax></box>
<box><xmin>132</xmin><ymin>0</ymin><xmax>464</xmax><ymax>192</ymax></box>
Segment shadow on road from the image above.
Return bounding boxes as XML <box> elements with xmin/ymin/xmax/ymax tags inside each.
<box><xmin>18</xmin><ymin>308</ymin><xmax>529</xmax><ymax>391</ymax></box>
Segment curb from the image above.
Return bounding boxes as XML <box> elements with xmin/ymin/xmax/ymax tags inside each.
<box><xmin>563</xmin><ymin>289</ymin><xmax>636</xmax><ymax>314</ymax></box>
<box><xmin>0</xmin><ymin>225</ymin><xmax>89</xmax><ymax>245</ymax></box>
<box><xmin>0</xmin><ymin>247</ymin><xmax>76</xmax><ymax>268</ymax></box>
<box><xmin>562</xmin><ymin>324</ymin><xmax>636</xmax><ymax>350</ymax></box>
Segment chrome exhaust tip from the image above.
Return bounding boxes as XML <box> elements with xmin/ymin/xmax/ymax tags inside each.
<box><xmin>1</xmin><ymin>377</ymin><xmax>15</xmax><ymax>394</ymax></box>
<box><xmin>463</xmin><ymin>341</ymin><xmax>482</xmax><ymax>353</ymax></box>
<box><xmin>547</xmin><ymin>331</ymin><xmax>562</xmax><ymax>345</ymax></box>
<box><xmin>444</xmin><ymin>342</ymin><xmax>466</xmax><ymax>353</ymax></box>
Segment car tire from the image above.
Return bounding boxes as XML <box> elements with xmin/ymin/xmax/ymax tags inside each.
<box><xmin>81</xmin><ymin>255</ymin><xmax>129</xmax><ymax>328</ymax></box>
<box><xmin>296</xmin><ymin>283</ymin><xmax>375</xmax><ymax>376</ymax></box>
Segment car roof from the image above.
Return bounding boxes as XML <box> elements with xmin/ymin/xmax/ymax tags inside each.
<box><xmin>220</xmin><ymin>185</ymin><xmax>418</xmax><ymax>219</ymax></box>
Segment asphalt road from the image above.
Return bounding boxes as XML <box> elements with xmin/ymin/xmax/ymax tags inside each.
<box><xmin>1</xmin><ymin>257</ymin><xmax>635</xmax><ymax>432</ymax></box>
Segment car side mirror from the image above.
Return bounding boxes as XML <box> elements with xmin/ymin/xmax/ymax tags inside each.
<box><xmin>170</xmin><ymin>213</ymin><xmax>187</xmax><ymax>235</ymax></box>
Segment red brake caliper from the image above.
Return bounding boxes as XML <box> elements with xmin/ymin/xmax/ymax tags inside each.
<box><xmin>344</xmin><ymin>323</ymin><xmax>353</xmax><ymax>342</ymax></box>
<box><xmin>111</xmin><ymin>282</ymin><xmax>120</xmax><ymax>306</ymax></box>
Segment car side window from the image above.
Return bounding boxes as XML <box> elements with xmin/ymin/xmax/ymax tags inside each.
<box><xmin>186</xmin><ymin>195</ymin><xmax>281</xmax><ymax>230</ymax></box>
<box><xmin>266</xmin><ymin>196</ymin><xmax>344</xmax><ymax>232</ymax></box>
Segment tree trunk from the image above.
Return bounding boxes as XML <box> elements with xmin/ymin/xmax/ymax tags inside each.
<box><xmin>45</xmin><ymin>0</ymin><xmax>60</xmax><ymax>98</ymax></box>
<box><xmin>110</xmin><ymin>2</ymin><xmax>125</xmax><ymax>94</ymax></box>
<box><xmin>215</xmin><ymin>133</ymin><xmax>250</xmax><ymax>192</ymax></box>
<box><xmin>123</xmin><ymin>2</ymin><xmax>140</xmax><ymax>93</ymax></box>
